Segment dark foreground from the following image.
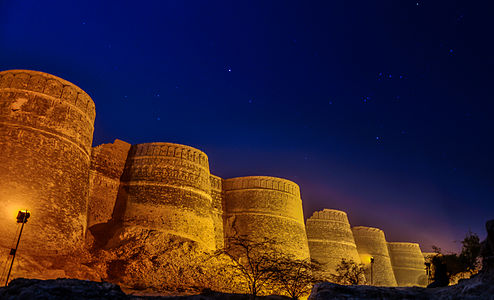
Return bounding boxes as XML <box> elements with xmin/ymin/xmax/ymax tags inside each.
<box><xmin>0</xmin><ymin>269</ymin><xmax>493</xmax><ymax>300</ymax></box>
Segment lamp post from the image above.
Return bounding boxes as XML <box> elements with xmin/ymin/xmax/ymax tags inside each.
<box><xmin>370</xmin><ymin>256</ymin><xmax>375</xmax><ymax>285</ymax></box>
<box><xmin>4</xmin><ymin>210</ymin><xmax>30</xmax><ymax>286</ymax></box>
<box><xmin>425</xmin><ymin>262</ymin><xmax>431</xmax><ymax>285</ymax></box>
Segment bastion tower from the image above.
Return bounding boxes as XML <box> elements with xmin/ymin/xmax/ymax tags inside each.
<box><xmin>0</xmin><ymin>70</ymin><xmax>95</xmax><ymax>254</ymax></box>
<box><xmin>113</xmin><ymin>143</ymin><xmax>217</xmax><ymax>250</ymax></box>
<box><xmin>306</xmin><ymin>209</ymin><xmax>361</xmax><ymax>279</ymax></box>
<box><xmin>352</xmin><ymin>226</ymin><xmax>397</xmax><ymax>286</ymax></box>
<box><xmin>388</xmin><ymin>242</ymin><xmax>427</xmax><ymax>287</ymax></box>
<box><xmin>223</xmin><ymin>176</ymin><xmax>310</xmax><ymax>259</ymax></box>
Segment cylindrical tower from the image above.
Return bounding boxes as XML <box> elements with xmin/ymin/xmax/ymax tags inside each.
<box><xmin>352</xmin><ymin>226</ymin><xmax>397</xmax><ymax>286</ymax></box>
<box><xmin>116</xmin><ymin>142</ymin><xmax>216</xmax><ymax>250</ymax></box>
<box><xmin>0</xmin><ymin>70</ymin><xmax>95</xmax><ymax>254</ymax></box>
<box><xmin>223</xmin><ymin>176</ymin><xmax>310</xmax><ymax>259</ymax></box>
<box><xmin>306</xmin><ymin>209</ymin><xmax>361</xmax><ymax>279</ymax></box>
<box><xmin>388</xmin><ymin>242</ymin><xmax>427</xmax><ymax>287</ymax></box>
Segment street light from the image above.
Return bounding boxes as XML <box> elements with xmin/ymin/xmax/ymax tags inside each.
<box><xmin>4</xmin><ymin>209</ymin><xmax>30</xmax><ymax>286</ymax></box>
<box><xmin>425</xmin><ymin>262</ymin><xmax>432</xmax><ymax>285</ymax></box>
<box><xmin>370</xmin><ymin>256</ymin><xmax>375</xmax><ymax>285</ymax></box>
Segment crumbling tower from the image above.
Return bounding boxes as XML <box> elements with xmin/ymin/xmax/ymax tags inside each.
<box><xmin>306</xmin><ymin>209</ymin><xmax>361</xmax><ymax>279</ymax></box>
<box><xmin>0</xmin><ymin>70</ymin><xmax>95</xmax><ymax>254</ymax></box>
<box><xmin>352</xmin><ymin>226</ymin><xmax>397</xmax><ymax>286</ymax></box>
<box><xmin>388</xmin><ymin>242</ymin><xmax>427</xmax><ymax>287</ymax></box>
<box><xmin>223</xmin><ymin>176</ymin><xmax>310</xmax><ymax>259</ymax></box>
<box><xmin>115</xmin><ymin>142</ymin><xmax>217</xmax><ymax>250</ymax></box>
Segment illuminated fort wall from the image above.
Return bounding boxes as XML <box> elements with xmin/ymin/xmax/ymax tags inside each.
<box><xmin>0</xmin><ymin>69</ymin><xmax>428</xmax><ymax>288</ymax></box>
<box><xmin>388</xmin><ymin>242</ymin><xmax>427</xmax><ymax>287</ymax></box>
<box><xmin>115</xmin><ymin>142</ymin><xmax>217</xmax><ymax>250</ymax></box>
<box><xmin>352</xmin><ymin>226</ymin><xmax>397</xmax><ymax>286</ymax></box>
<box><xmin>223</xmin><ymin>176</ymin><xmax>310</xmax><ymax>260</ymax></box>
<box><xmin>210</xmin><ymin>175</ymin><xmax>225</xmax><ymax>249</ymax></box>
<box><xmin>88</xmin><ymin>139</ymin><xmax>131</xmax><ymax>228</ymax></box>
<box><xmin>0</xmin><ymin>70</ymin><xmax>95</xmax><ymax>255</ymax></box>
<box><xmin>306</xmin><ymin>209</ymin><xmax>361</xmax><ymax>280</ymax></box>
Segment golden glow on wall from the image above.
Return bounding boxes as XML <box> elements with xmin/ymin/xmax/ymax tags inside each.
<box><xmin>360</xmin><ymin>254</ymin><xmax>374</xmax><ymax>264</ymax></box>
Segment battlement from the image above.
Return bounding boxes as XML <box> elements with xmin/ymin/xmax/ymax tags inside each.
<box><xmin>210</xmin><ymin>174</ymin><xmax>223</xmax><ymax>192</ymax></box>
<box><xmin>129</xmin><ymin>142</ymin><xmax>209</xmax><ymax>169</ymax></box>
<box><xmin>0</xmin><ymin>69</ymin><xmax>426</xmax><ymax>289</ymax></box>
<box><xmin>387</xmin><ymin>242</ymin><xmax>421</xmax><ymax>250</ymax></box>
<box><xmin>352</xmin><ymin>226</ymin><xmax>384</xmax><ymax>233</ymax></box>
<box><xmin>308</xmin><ymin>208</ymin><xmax>348</xmax><ymax>222</ymax></box>
<box><xmin>0</xmin><ymin>70</ymin><xmax>95</xmax><ymax>122</ymax></box>
<box><xmin>223</xmin><ymin>176</ymin><xmax>300</xmax><ymax>197</ymax></box>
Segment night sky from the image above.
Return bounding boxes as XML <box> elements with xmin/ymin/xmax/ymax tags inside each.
<box><xmin>1</xmin><ymin>1</ymin><xmax>493</xmax><ymax>252</ymax></box>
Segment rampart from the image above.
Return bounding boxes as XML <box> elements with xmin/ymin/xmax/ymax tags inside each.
<box><xmin>0</xmin><ymin>69</ymin><xmax>431</xmax><ymax>289</ymax></box>
<box><xmin>306</xmin><ymin>209</ymin><xmax>361</xmax><ymax>279</ymax></box>
<box><xmin>88</xmin><ymin>139</ymin><xmax>131</xmax><ymax>228</ymax></box>
<box><xmin>0</xmin><ymin>70</ymin><xmax>95</xmax><ymax>255</ymax></box>
<box><xmin>223</xmin><ymin>176</ymin><xmax>310</xmax><ymax>259</ymax></box>
<box><xmin>210</xmin><ymin>174</ymin><xmax>225</xmax><ymax>249</ymax></box>
<box><xmin>352</xmin><ymin>226</ymin><xmax>397</xmax><ymax>286</ymax></box>
<box><xmin>116</xmin><ymin>142</ymin><xmax>216</xmax><ymax>250</ymax></box>
<box><xmin>388</xmin><ymin>242</ymin><xmax>427</xmax><ymax>287</ymax></box>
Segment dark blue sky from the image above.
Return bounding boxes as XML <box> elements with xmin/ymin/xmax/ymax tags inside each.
<box><xmin>1</xmin><ymin>0</ymin><xmax>493</xmax><ymax>252</ymax></box>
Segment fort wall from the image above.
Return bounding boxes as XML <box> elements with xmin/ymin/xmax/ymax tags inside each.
<box><xmin>0</xmin><ymin>70</ymin><xmax>95</xmax><ymax>254</ymax></box>
<box><xmin>210</xmin><ymin>174</ymin><xmax>225</xmax><ymax>249</ymax></box>
<box><xmin>352</xmin><ymin>226</ymin><xmax>397</xmax><ymax>286</ymax></box>
<box><xmin>117</xmin><ymin>142</ymin><xmax>216</xmax><ymax>250</ymax></box>
<box><xmin>88</xmin><ymin>139</ymin><xmax>131</xmax><ymax>228</ymax></box>
<box><xmin>0</xmin><ymin>69</ymin><xmax>432</xmax><ymax>289</ymax></box>
<box><xmin>223</xmin><ymin>176</ymin><xmax>310</xmax><ymax>260</ymax></box>
<box><xmin>388</xmin><ymin>242</ymin><xmax>427</xmax><ymax>287</ymax></box>
<box><xmin>306</xmin><ymin>209</ymin><xmax>361</xmax><ymax>280</ymax></box>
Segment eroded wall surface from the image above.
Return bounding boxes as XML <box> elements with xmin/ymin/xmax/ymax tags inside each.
<box><xmin>0</xmin><ymin>70</ymin><xmax>95</xmax><ymax>255</ymax></box>
<box><xmin>388</xmin><ymin>242</ymin><xmax>427</xmax><ymax>287</ymax></box>
<box><xmin>352</xmin><ymin>226</ymin><xmax>397</xmax><ymax>286</ymax></box>
<box><xmin>210</xmin><ymin>174</ymin><xmax>225</xmax><ymax>249</ymax></box>
<box><xmin>223</xmin><ymin>176</ymin><xmax>310</xmax><ymax>260</ymax></box>
<box><xmin>88</xmin><ymin>139</ymin><xmax>131</xmax><ymax>228</ymax></box>
<box><xmin>306</xmin><ymin>209</ymin><xmax>361</xmax><ymax>279</ymax></box>
<box><xmin>116</xmin><ymin>142</ymin><xmax>217</xmax><ymax>250</ymax></box>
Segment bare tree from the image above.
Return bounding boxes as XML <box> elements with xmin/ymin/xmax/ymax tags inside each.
<box><xmin>330</xmin><ymin>259</ymin><xmax>366</xmax><ymax>285</ymax></box>
<box><xmin>271</xmin><ymin>258</ymin><xmax>320</xmax><ymax>299</ymax></box>
<box><xmin>213</xmin><ymin>235</ymin><xmax>283</xmax><ymax>298</ymax></box>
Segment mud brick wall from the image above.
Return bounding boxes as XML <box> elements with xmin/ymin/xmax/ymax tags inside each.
<box><xmin>0</xmin><ymin>70</ymin><xmax>95</xmax><ymax>255</ymax></box>
<box><xmin>388</xmin><ymin>242</ymin><xmax>427</xmax><ymax>287</ymax></box>
<box><xmin>352</xmin><ymin>226</ymin><xmax>397</xmax><ymax>286</ymax></box>
<box><xmin>88</xmin><ymin>139</ymin><xmax>131</xmax><ymax>228</ymax></box>
<box><xmin>223</xmin><ymin>176</ymin><xmax>310</xmax><ymax>260</ymax></box>
<box><xmin>306</xmin><ymin>209</ymin><xmax>362</xmax><ymax>279</ymax></box>
<box><xmin>117</xmin><ymin>142</ymin><xmax>217</xmax><ymax>250</ymax></box>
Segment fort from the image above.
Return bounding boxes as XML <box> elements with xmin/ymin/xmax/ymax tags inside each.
<box><xmin>0</xmin><ymin>69</ymin><xmax>427</xmax><ymax>289</ymax></box>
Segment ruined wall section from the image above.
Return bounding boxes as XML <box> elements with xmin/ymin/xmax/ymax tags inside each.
<box><xmin>352</xmin><ymin>226</ymin><xmax>397</xmax><ymax>286</ymax></box>
<box><xmin>306</xmin><ymin>209</ymin><xmax>361</xmax><ymax>280</ymax></box>
<box><xmin>88</xmin><ymin>139</ymin><xmax>131</xmax><ymax>228</ymax></box>
<box><xmin>210</xmin><ymin>174</ymin><xmax>225</xmax><ymax>249</ymax></box>
<box><xmin>0</xmin><ymin>70</ymin><xmax>95</xmax><ymax>255</ymax></box>
<box><xmin>388</xmin><ymin>242</ymin><xmax>427</xmax><ymax>287</ymax></box>
<box><xmin>116</xmin><ymin>143</ymin><xmax>217</xmax><ymax>250</ymax></box>
<box><xmin>223</xmin><ymin>176</ymin><xmax>310</xmax><ymax>260</ymax></box>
